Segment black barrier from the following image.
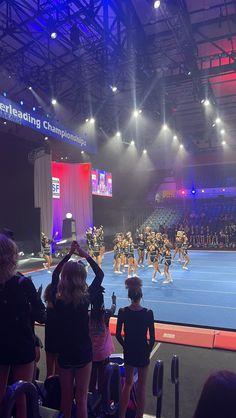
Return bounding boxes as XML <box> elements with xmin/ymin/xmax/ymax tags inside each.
<box><xmin>171</xmin><ymin>355</ymin><xmax>179</xmax><ymax>418</ymax></box>
<box><xmin>101</xmin><ymin>363</ymin><xmax>120</xmax><ymax>417</ymax></box>
<box><xmin>1</xmin><ymin>380</ymin><xmax>40</xmax><ymax>418</ymax></box>
<box><xmin>152</xmin><ymin>360</ymin><xmax>164</xmax><ymax>418</ymax></box>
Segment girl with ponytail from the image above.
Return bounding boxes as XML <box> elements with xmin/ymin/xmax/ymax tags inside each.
<box><xmin>116</xmin><ymin>276</ymin><xmax>155</xmax><ymax>418</ymax></box>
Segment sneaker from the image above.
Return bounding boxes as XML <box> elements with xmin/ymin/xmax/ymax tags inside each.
<box><xmin>137</xmin><ymin>264</ymin><xmax>141</xmax><ymax>268</ymax></box>
<box><xmin>128</xmin><ymin>275</ymin><xmax>132</xmax><ymax>278</ymax></box>
<box><xmin>152</xmin><ymin>278</ymin><xmax>157</xmax><ymax>283</ymax></box>
<box><xmin>47</xmin><ymin>270</ymin><xmax>51</xmax><ymax>273</ymax></box>
<box><xmin>183</xmin><ymin>266</ymin><xmax>189</xmax><ymax>270</ymax></box>
<box><xmin>161</xmin><ymin>272</ymin><xmax>165</xmax><ymax>276</ymax></box>
<box><xmin>148</xmin><ymin>264</ymin><xmax>153</xmax><ymax>268</ymax></box>
<box><xmin>163</xmin><ymin>280</ymin><xmax>170</xmax><ymax>284</ymax></box>
<box><xmin>114</xmin><ymin>271</ymin><xmax>119</xmax><ymax>274</ymax></box>
<box><xmin>124</xmin><ymin>264</ymin><xmax>129</xmax><ymax>268</ymax></box>
<box><xmin>117</xmin><ymin>271</ymin><xmax>123</xmax><ymax>274</ymax></box>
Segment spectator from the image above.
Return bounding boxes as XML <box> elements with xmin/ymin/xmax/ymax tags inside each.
<box><xmin>193</xmin><ymin>370</ymin><xmax>236</xmax><ymax>418</ymax></box>
<box><xmin>51</xmin><ymin>241</ymin><xmax>104</xmax><ymax>418</ymax></box>
<box><xmin>116</xmin><ymin>277</ymin><xmax>155</xmax><ymax>418</ymax></box>
<box><xmin>0</xmin><ymin>234</ymin><xmax>45</xmax><ymax>418</ymax></box>
<box><xmin>89</xmin><ymin>290</ymin><xmax>116</xmax><ymax>393</ymax></box>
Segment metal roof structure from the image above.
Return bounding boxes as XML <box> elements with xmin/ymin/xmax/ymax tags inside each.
<box><xmin>0</xmin><ymin>0</ymin><xmax>236</xmax><ymax>153</ymax></box>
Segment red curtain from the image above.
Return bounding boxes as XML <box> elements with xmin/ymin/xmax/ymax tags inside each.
<box><xmin>52</xmin><ymin>162</ymin><xmax>92</xmax><ymax>241</ymax></box>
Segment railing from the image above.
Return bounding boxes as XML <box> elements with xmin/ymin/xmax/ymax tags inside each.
<box><xmin>152</xmin><ymin>360</ymin><xmax>164</xmax><ymax>418</ymax></box>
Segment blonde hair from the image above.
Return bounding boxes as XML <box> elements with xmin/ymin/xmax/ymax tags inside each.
<box><xmin>0</xmin><ymin>234</ymin><xmax>18</xmax><ymax>284</ymax></box>
<box><xmin>56</xmin><ymin>261</ymin><xmax>89</xmax><ymax>306</ymax></box>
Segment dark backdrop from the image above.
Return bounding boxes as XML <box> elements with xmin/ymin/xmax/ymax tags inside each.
<box><xmin>0</xmin><ymin>132</ymin><xmax>41</xmax><ymax>252</ymax></box>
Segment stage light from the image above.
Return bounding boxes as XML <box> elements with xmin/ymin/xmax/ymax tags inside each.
<box><xmin>81</xmin><ymin>150</ymin><xmax>85</xmax><ymax>154</ymax></box>
<box><xmin>201</xmin><ymin>189</ymin><xmax>205</xmax><ymax>193</ymax></box>
<box><xmin>220</xmin><ymin>129</ymin><xmax>225</xmax><ymax>135</ymax></box>
<box><xmin>163</xmin><ymin>124</ymin><xmax>168</xmax><ymax>130</ymax></box>
<box><xmin>90</xmin><ymin>118</ymin><xmax>95</xmax><ymax>124</ymax></box>
<box><xmin>28</xmin><ymin>86</ymin><xmax>32</xmax><ymax>91</ymax></box>
<box><xmin>116</xmin><ymin>131</ymin><xmax>121</xmax><ymax>137</ymax></box>
<box><xmin>143</xmin><ymin>149</ymin><xmax>147</xmax><ymax>154</ymax></box>
<box><xmin>180</xmin><ymin>144</ymin><xmax>184</xmax><ymax>149</ymax></box>
<box><xmin>3</xmin><ymin>92</ymin><xmax>7</xmax><ymax>97</ymax></box>
<box><xmin>32</xmin><ymin>107</ymin><xmax>36</xmax><ymax>111</ymax></box>
<box><xmin>111</xmin><ymin>85</ymin><xmax>118</xmax><ymax>93</ymax></box>
<box><xmin>66</xmin><ymin>213</ymin><xmax>73</xmax><ymax>219</ymax></box>
<box><xmin>212</xmin><ymin>123</ymin><xmax>216</xmax><ymax>127</ymax></box>
<box><xmin>3</xmin><ymin>121</ymin><xmax>7</xmax><ymax>125</ymax></box>
<box><xmin>44</xmin><ymin>136</ymin><xmax>48</xmax><ymax>140</ymax></box>
<box><xmin>222</xmin><ymin>188</ymin><xmax>225</xmax><ymax>192</ymax></box>
<box><xmin>133</xmin><ymin>109</ymin><xmax>142</xmax><ymax>118</ymax></box>
<box><xmin>173</xmin><ymin>135</ymin><xmax>178</xmax><ymax>140</ymax></box>
<box><xmin>222</xmin><ymin>140</ymin><xmax>226</xmax><ymax>145</ymax></box>
<box><xmin>131</xmin><ymin>140</ymin><xmax>135</xmax><ymax>145</ymax></box>
<box><xmin>187</xmin><ymin>71</ymin><xmax>191</xmax><ymax>76</ymax></box>
<box><xmin>181</xmin><ymin>190</ymin><xmax>185</xmax><ymax>195</ymax></box>
<box><xmin>201</xmin><ymin>99</ymin><xmax>205</xmax><ymax>104</ymax></box>
<box><xmin>20</xmin><ymin>100</ymin><xmax>24</xmax><ymax>105</ymax></box>
<box><xmin>85</xmin><ymin>118</ymin><xmax>89</xmax><ymax>123</ymax></box>
<box><xmin>215</xmin><ymin>117</ymin><xmax>221</xmax><ymax>124</ymax></box>
<box><xmin>204</xmin><ymin>99</ymin><xmax>210</xmax><ymax>106</ymax></box>
<box><xmin>51</xmin><ymin>98</ymin><xmax>57</xmax><ymax>105</ymax></box>
<box><xmin>154</xmin><ymin>0</ymin><xmax>161</xmax><ymax>8</ymax></box>
<box><xmin>191</xmin><ymin>189</ymin><xmax>196</xmax><ymax>195</ymax></box>
<box><xmin>51</xmin><ymin>31</ymin><xmax>57</xmax><ymax>39</ymax></box>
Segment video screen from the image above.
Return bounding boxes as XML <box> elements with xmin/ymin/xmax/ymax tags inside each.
<box><xmin>92</xmin><ymin>169</ymin><xmax>112</xmax><ymax>197</ymax></box>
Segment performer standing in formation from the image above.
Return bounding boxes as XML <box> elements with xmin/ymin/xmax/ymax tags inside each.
<box><xmin>85</xmin><ymin>225</ymin><xmax>190</xmax><ymax>283</ymax></box>
<box><xmin>85</xmin><ymin>226</ymin><xmax>104</xmax><ymax>268</ymax></box>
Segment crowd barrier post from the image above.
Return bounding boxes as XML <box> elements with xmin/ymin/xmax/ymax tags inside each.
<box><xmin>171</xmin><ymin>355</ymin><xmax>179</xmax><ymax>418</ymax></box>
<box><xmin>152</xmin><ymin>360</ymin><xmax>164</xmax><ymax>418</ymax></box>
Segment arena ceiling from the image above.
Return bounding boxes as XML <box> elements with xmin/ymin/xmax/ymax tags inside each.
<box><xmin>1</xmin><ymin>0</ymin><xmax>236</xmax><ymax>153</ymax></box>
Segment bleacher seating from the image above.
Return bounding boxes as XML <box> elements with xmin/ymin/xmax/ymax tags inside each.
<box><xmin>142</xmin><ymin>206</ymin><xmax>183</xmax><ymax>230</ymax></box>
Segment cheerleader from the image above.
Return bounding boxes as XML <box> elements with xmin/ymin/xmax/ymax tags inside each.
<box><xmin>91</xmin><ymin>235</ymin><xmax>102</xmax><ymax>268</ymax></box>
<box><xmin>41</xmin><ymin>231</ymin><xmax>58</xmax><ymax>271</ymax></box>
<box><xmin>173</xmin><ymin>233</ymin><xmax>183</xmax><ymax>261</ymax></box>
<box><xmin>162</xmin><ymin>245</ymin><xmax>172</xmax><ymax>284</ymax></box>
<box><xmin>127</xmin><ymin>237</ymin><xmax>137</xmax><ymax>278</ymax></box>
<box><xmin>182</xmin><ymin>235</ymin><xmax>190</xmax><ymax>270</ymax></box>
<box><xmin>148</xmin><ymin>241</ymin><xmax>162</xmax><ymax>283</ymax></box>
<box><xmin>114</xmin><ymin>241</ymin><xmax>123</xmax><ymax>274</ymax></box>
<box><xmin>137</xmin><ymin>233</ymin><xmax>145</xmax><ymax>267</ymax></box>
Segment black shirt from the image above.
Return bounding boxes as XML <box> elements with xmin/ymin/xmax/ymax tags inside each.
<box><xmin>116</xmin><ymin>306</ymin><xmax>155</xmax><ymax>367</ymax></box>
<box><xmin>51</xmin><ymin>254</ymin><xmax>104</xmax><ymax>367</ymax></box>
<box><xmin>0</xmin><ymin>274</ymin><xmax>45</xmax><ymax>365</ymax></box>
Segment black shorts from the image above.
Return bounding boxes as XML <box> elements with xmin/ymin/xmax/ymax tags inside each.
<box><xmin>165</xmin><ymin>260</ymin><xmax>171</xmax><ymax>267</ymax></box>
<box><xmin>0</xmin><ymin>345</ymin><xmax>35</xmax><ymax>366</ymax></box>
<box><xmin>58</xmin><ymin>359</ymin><xmax>91</xmax><ymax>369</ymax></box>
<box><xmin>93</xmin><ymin>252</ymin><xmax>100</xmax><ymax>257</ymax></box>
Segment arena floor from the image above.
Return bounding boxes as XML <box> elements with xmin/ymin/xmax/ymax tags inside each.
<box><xmin>29</xmin><ymin>250</ymin><xmax>236</xmax><ymax>330</ymax></box>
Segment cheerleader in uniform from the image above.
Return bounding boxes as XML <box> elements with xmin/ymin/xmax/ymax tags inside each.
<box><xmin>114</xmin><ymin>242</ymin><xmax>123</xmax><ymax>274</ymax></box>
<box><xmin>92</xmin><ymin>236</ymin><xmax>102</xmax><ymax>268</ymax></box>
<box><xmin>182</xmin><ymin>235</ymin><xmax>190</xmax><ymax>270</ymax></box>
<box><xmin>137</xmin><ymin>234</ymin><xmax>145</xmax><ymax>267</ymax></box>
<box><xmin>127</xmin><ymin>238</ymin><xmax>137</xmax><ymax>278</ymax></box>
<box><xmin>163</xmin><ymin>245</ymin><xmax>173</xmax><ymax>284</ymax></box>
<box><xmin>148</xmin><ymin>242</ymin><xmax>162</xmax><ymax>283</ymax></box>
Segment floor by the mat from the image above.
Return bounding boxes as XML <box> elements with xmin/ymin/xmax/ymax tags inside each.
<box><xmin>30</xmin><ymin>250</ymin><xmax>236</xmax><ymax>329</ymax></box>
<box><xmin>35</xmin><ymin>325</ymin><xmax>236</xmax><ymax>418</ymax></box>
